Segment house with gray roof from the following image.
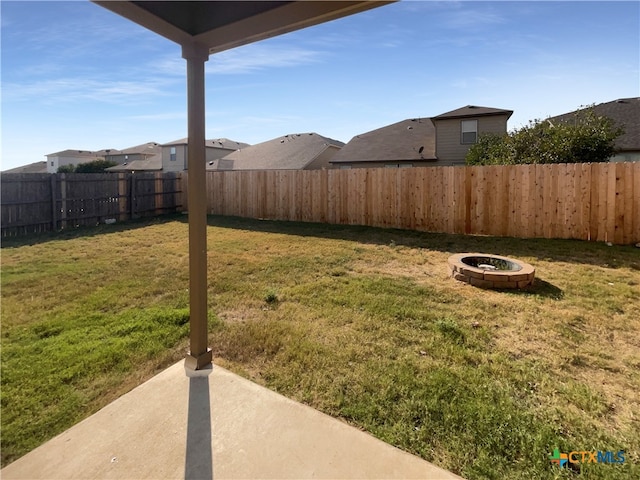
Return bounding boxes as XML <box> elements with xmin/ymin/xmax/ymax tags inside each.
<box><xmin>105</xmin><ymin>142</ymin><xmax>162</xmax><ymax>172</ymax></box>
<box><xmin>330</xmin><ymin>105</ymin><xmax>513</xmax><ymax>168</ymax></box>
<box><xmin>45</xmin><ymin>149</ymin><xmax>107</xmax><ymax>173</ymax></box>
<box><xmin>547</xmin><ymin>97</ymin><xmax>640</xmax><ymax>162</ymax></box>
<box><xmin>209</xmin><ymin>133</ymin><xmax>344</xmax><ymax>171</ymax></box>
<box><xmin>431</xmin><ymin>105</ymin><xmax>513</xmax><ymax>165</ymax></box>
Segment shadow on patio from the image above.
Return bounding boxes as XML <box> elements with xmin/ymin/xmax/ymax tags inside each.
<box><xmin>2</xmin><ymin>361</ymin><xmax>462</xmax><ymax>479</ymax></box>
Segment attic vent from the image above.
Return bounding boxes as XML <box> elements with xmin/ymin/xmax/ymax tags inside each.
<box><xmin>209</xmin><ymin>161</ymin><xmax>214</xmax><ymax>166</ymax></box>
<box><xmin>616</xmin><ymin>99</ymin><xmax>628</xmax><ymax>104</ymax></box>
<box><xmin>407</xmin><ymin>126</ymin><xmax>413</xmax><ymax>130</ymax></box>
<box><xmin>280</xmin><ymin>140</ymin><xmax>285</xmax><ymax>143</ymax></box>
<box><xmin>418</xmin><ymin>146</ymin><xmax>424</xmax><ymax>154</ymax></box>
<box><xmin>469</xmin><ymin>105</ymin><xmax>478</xmax><ymax>109</ymax></box>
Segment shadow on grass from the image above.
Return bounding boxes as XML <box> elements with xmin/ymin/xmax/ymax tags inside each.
<box><xmin>501</xmin><ymin>278</ymin><xmax>564</xmax><ymax>300</ymax></box>
<box><xmin>4</xmin><ymin>212</ymin><xmax>638</xmax><ymax>271</ymax></box>
<box><xmin>0</xmin><ymin>214</ymin><xmax>188</xmax><ymax>249</ymax></box>
<box><xmin>205</xmin><ymin>215</ymin><xmax>640</xmax><ymax>270</ymax></box>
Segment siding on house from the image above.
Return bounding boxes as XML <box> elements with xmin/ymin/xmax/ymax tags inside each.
<box><xmin>434</xmin><ymin>114</ymin><xmax>511</xmax><ymax>165</ymax></box>
<box><xmin>305</xmin><ymin>144</ymin><xmax>342</xmax><ymax>170</ymax></box>
<box><xmin>162</xmin><ymin>138</ymin><xmax>248</xmax><ymax>171</ymax></box>
<box><xmin>46</xmin><ymin>150</ymin><xmax>105</xmax><ymax>173</ymax></box>
<box><xmin>162</xmin><ymin>144</ymin><xmax>188</xmax><ymax>172</ymax></box>
<box><xmin>334</xmin><ymin>160</ymin><xmax>437</xmax><ymax>169</ymax></box>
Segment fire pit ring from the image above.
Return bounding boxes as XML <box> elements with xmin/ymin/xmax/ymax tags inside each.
<box><xmin>448</xmin><ymin>253</ymin><xmax>535</xmax><ymax>289</ymax></box>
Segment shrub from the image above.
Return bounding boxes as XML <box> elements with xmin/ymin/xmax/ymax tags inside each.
<box><xmin>466</xmin><ymin>106</ymin><xmax>624</xmax><ymax>165</ymax></box>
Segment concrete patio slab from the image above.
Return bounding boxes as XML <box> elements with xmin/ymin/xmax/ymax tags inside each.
<box><xmin>2</xmin><ymin>361</ymin><xmax>462</xmax><ymax>479</ymax></box>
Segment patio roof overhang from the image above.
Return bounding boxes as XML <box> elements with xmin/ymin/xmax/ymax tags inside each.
<box><xmin>94</xmin><ymin>1</ymin><xmax>390</xmax><ymax>54</ymax></box>
<box><xmin>93</xmin><ymin>1</ymin><xmax>393</xmax><ymax>370</ymax></box>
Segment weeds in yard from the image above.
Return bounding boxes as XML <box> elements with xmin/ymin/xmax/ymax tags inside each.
<box><xmin>2</xmin><ymin>215</ymin><xmax>639</xmax><ymax>479</ymax></box>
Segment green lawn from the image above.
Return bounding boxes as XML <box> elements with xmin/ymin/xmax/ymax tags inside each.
<box><xmin>2</xmin><ymin>215</ymin><xmax>639</xmax><ymax>479</ymax></box>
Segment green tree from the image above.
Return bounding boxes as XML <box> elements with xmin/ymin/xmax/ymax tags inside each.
<box><xmin>56</xmin><ymin>164</ymin><xmax>76</xmax><ymax>173</ymax></box>
<box><xmin>74</xmin><ymin>159</ymin><xmax>118</xmax><ymax>173</ymax></box>
<box><xmin>464</xmin><ymin>133</ymin><xmax>513</xmax><ymax>165</ymax></box>
<box><xmin>466</xmin><ymin>106</ymin><xmax>624</xmax><ymax>165</ymax></box>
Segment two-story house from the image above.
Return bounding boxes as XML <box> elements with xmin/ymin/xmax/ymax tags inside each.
<box><xmin>330</xmin><ymin>105</ymin><xmax>513</xmax><ymax>168</ymax></box>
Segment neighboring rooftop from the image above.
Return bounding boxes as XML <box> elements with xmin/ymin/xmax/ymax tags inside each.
<box><xmin>548</xmin><ymin>97</ymin><xmax>640</xmax><ymax>153</ymax></box>
<box><xmin>2</xmin><ymin>161</ymin><xmax>49</xmax><ymax>174</ymax></box>
<box><xmin>330</xmin><ymin>118</ymin><xmax>437</xmax><ymax>164</ymax></box>
<box><xmin>164</xmin><ymin>137</ymin><xmax>250</xmax><ymax>150</ymax></box>
<box><xmin>106</xmin><ymin>156</ymin><xmax>163</xmax><ymax>172</ymax></box>
<box><xmin>209</xmin><ymin>133</ymin><xmax>344</xmax><ymax>170</ymax></box>
<box><xmin>432</xmin><ymin>105</ymin><xmax>514</xmax><ymax>120</ymax></box>
<box><xmin>45</xmin><ymin>149</ymin><xmax>104</xmax><ymax>158</ymax></box>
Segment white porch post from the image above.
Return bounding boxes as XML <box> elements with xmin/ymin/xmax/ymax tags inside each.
<box><xmin>183</xmin><ymin>41</ymin><xmax>212</xmax><ymax>370</ymax></box>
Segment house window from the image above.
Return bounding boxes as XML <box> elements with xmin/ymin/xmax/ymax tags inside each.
<box><xmin>170</xmin><ymin>147</ymin><xmax>176</xmax><ymax>162</ymax></box>
<box><xmin>461</xmin><ymin>120</ymin><xmax>478</xmax><ymax>144</ymax></box>
<box><xmin>51</xmin><ymin>161</ymin><xmax>54</xmax><ymax>166</ymax></box>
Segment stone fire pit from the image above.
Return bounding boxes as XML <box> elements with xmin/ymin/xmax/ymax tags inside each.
<box><xmin>448</xmin><ymin>253</ymin><xmax>535</xmax><ymax>289</ymax></box>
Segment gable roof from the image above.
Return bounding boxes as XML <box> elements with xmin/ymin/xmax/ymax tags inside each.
<box><xmin>433</xmin><ymin>105</ymin><xmax>514</xmax><ymax>120</ymax></box>
<box><xmin>548</xmin><ymin>97</ymin><xmax>640</xmax><ymax>152</ymax></box>
<box><xmin>330</xmin><ymin>118</ymin><xmax>437</xmax><ymax>164</ymax></box>
<box><xmin>208</xmin><ymin>133</ymin><xmax>344</xmax><ymax>170</ymax></box>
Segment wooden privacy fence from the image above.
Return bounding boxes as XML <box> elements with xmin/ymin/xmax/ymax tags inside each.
<box><xmin>1</xmin><ymin>172</ymin><xmax>183</xmax><ymax>237</ymax></box>
<box><xmin>199</xmin><ymin>162</ymin><xmax>640</xmax><ymax>244</ymax></box>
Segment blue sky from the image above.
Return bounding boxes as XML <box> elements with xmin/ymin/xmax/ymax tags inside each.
<box><xmin>2</xmin><ymin>0</ymin><xmax>638</xmax><ymax>170</ymax></box>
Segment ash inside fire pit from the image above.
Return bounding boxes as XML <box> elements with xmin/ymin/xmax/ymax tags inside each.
<box><xmin>461</xmin><ymin>256</ymin><xmax>522</xmax><ymax>272</ymax></box>
<box><xmin>448</xmin><ymin>253</ymin><xmax>534</xmax><ymax>289</ymax></box>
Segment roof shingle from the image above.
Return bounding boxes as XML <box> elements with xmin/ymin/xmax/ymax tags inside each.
<box><xmin>208</xmin><ymin>133</ymin><xmax>343</xmax><ymax>170</ymax></box>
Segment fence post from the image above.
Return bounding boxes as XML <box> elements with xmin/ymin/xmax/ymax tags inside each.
<box><xmin>181</xmin><ymin>171</ymin><xmax>188</xmax><ymax>212</ymax></box>
<box><xmin>130</xmin><ymin>173</ymin><xmax>136</xmax><ymax>219</ymax></box>
<box><xmin>50</xmin><ymin>174</ymin><xmax>57</xmax><ymax>231</ymax></box>
<box><xmin>60</xmin><ymin>173</ymin><xmax>67</xmax><ymax>230</ymax></box>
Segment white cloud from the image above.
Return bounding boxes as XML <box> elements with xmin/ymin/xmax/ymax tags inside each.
<box><xmin>206</xmin><ymin>43</ymin><xmax>325</xmax><ymax>74</ymax></box>
<box><xmin>2</xmin><ymin>77</ymin><xmax>176</xmax><ymax>105</ymax></box>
